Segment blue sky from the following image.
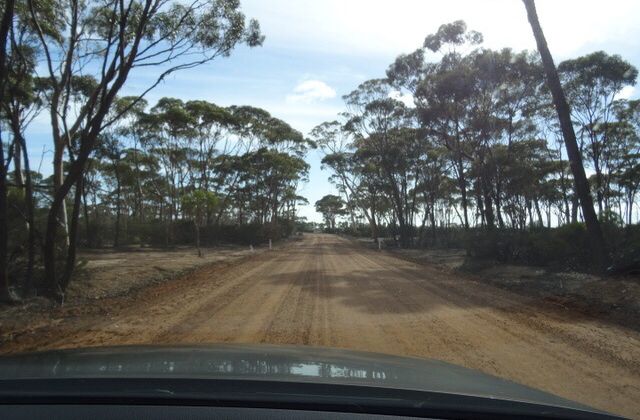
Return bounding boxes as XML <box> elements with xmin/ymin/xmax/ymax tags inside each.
<box><xmin>25</xmin><ymin>0</ymin><xmax>640</xmax><ymax>222</ymax></box>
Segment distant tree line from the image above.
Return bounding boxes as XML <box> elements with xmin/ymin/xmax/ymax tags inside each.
<box><xmin>312</xmin><ymin>20</ymin><xmax>640</xmax><ymax>271</ymax></box>
<box><xmin>83</xmin><ymin>98</ymin><xmax>311</xmax><ymax>249</ymax></box>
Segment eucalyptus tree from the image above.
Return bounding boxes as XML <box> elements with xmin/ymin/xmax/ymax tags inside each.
<box><xmin>227</xmin><ymin>105</ymin><xmax>311</xmax><ymax>156</ymax></box>
<box><xmin>535</xmin><ymin>104</ymin><xmax>579</xmax><ymax>224</ymax></box>
<box><xmin>311</xmin><ymin>121</ymin><xmax>361</xmax><ymax>228</ymax></box>
<box><xmin>85</xmin><ymin>97</ymin><xmax>311</xmax><ymax>246</ymax></box>
<box><xmin>257</xmin><ymin>117</ymin><xmax>312</xmax><ymax>228</ymax></box>
<box><xmin>415</xmin><ymin>53</ymin><xmax>476</xmax><ymax>228</ymax></box>
<box><xmin>387</xmin><ymin>22</ymin><xmax>552</xmax><ymax>231</ymax></box>
<box><xmin>314</xmin><ymin>194</ymin><xmax>346</xmax><ymax>230</ymax></box>
<box><xmin>22</xmin><ymin>0</ymin><xmax>264</xmax><ymax>297</ymax></box>
<box><xmin>415</xmin><ymin>21</ymin><xmax>491</xmax><ymax>230</ymax></box>
<box><xmin>97</xmin><ymin>134</ymin><xmax>127</xmax><ymax>247</ymax></box>
<box><xmin>342</xmin><ymin>78</ymin><xmax>420</xmax><ymax>246</ymax></box>
<box><xmin>559</xmin><ymin>51</ymin><xmax>638</xmax><ymax>213</ymax></box>
<box><xmin>0</xmin><ymin>17</ymin><xmax>45</xmax><ymax>296</ymax></box>
<box><xmin>208</xmin><ymin>105</ymin><xmax>268</xmax><ymax>221</ymax></box>
<box><xmin>94</xmin><ymin>96</ymin><xmax>150</xmax><ymax>247</ymax></box>
<box><xmin>182</xmin><ymin>190</ymin><xmax>218</xmax><ymax>257</ymax></box>
<box><xmin>318</xmin><ymin>147</ymin><xmax>386</xmax><ymax>238</ymax></box>
<box><xmin>139</xmin><ymin>98</ymin><xmax>196</xmax><ymax>244</ymax></box>
<box><xmin>609</xmin><ymin>100</ymin><xmax>640</xmax><ymax>224</ymax></box>
<box><xmin>111</xmin><ymin>97</ymin><xmax>149</xmax><ymax>224</ymax></box>
<box><xmin>523</xmin><ymin>0</ymin><xmax>609</xmax><ymax>270</ymax></box>
<box><xmin>478</xmin><ymin>49</ymin><xmax>545</xmax><ymax>228</ymax></box>
<box><xmin>495</xmin><ymin>139</ymin><xmax>555</xmax><ymax>228</ymax></box>
<box><xmin>414</xmin><ymin>140</ymin><xmax>449</xmax><ymax>244</ymax></box>
<box><xmin>215</xmin><ymin>106</ymin><xmax>310</xmax><ymax>225</ymax></box>
<box><xmin>230</xmin><ymin>148</ymin><xmax>307</xmax><ymax>228</ymax></box>
<box><xmin>184</xmin><ymin>100</ymin><xmax>234</xmax><ymax>194</ymax></box>
<box><xmin>0</xmin><ymin>0</ymin><xmax>16</xmax><ymax>301</ymax></box>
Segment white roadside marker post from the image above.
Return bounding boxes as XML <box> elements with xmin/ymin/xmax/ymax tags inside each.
<box><xmin>269</xmin><ymin>239</ymin><xmax>272</xmax><ymax>250</ymax></box>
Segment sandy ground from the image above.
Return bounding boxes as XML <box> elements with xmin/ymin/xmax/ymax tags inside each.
<box><xmin>385</xmin><ymin>245</ymin><xmax>640</xmax><ymax>333</ymax></box>
<box><xmin>1</xmin><ymin>234</ymin><xmax>639</xmax><ymax>417</ymax></box>
<box><xmin>68</xmin><ymin>245</ymin><xmax>261</xmax><ymax>301</ymax></box>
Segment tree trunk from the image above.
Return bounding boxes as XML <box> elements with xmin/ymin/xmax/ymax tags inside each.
<box><xmin>194</xmin><ymin>221</ymin><xmax>201</xmax><ymax>257</ymax></box>
<box><xmin>132</xmin><ymin>143</ymin><xmax>145</xmax><ymax>223</ymax></box>
<box><xmin>476</xmin><ymin>189</ymin><xmax>485</xmax><ymax>227</ymax></box>
<box><xmin>430</xmin><ymin>204</ymin><xmax>437</xmax><ymax>245</ymax></box>
<box><xmin>593</xmin><ymin>154</ymin><xmax>603</xmax><ymax>215</ymax></box>
<box><xmin>418</xmin><ymin>200</ymin><xmax>429</xmax><ymax>247</ymax></box>
<box><xmin>628</xmin><ymin>191</ymin><xmax>635</xmax><ymax>225</ymax></box>
<box><xmin>13</xmin><ymin>137</ymin><xmax>24</xmax><ymax>188</ymax></box>
<box><xmin>0</xmin><ymin>0</ymin><xmax>16</xmax><ymax>302</ymax></box>
<box><xmin>534</xmin><ymin>198</ymin><xmax>544</xmax><ymax>227</ymax></box>
<box><xmin>483</xmin><ymin>186</ymin><xmax>495</xmax><ymax>229</ymax></box>
<box><xmin>114</xmin><ymin>169</ymin><xmax>121</xmax><ymax>248</ymax></box>
<box><xmin>458</xmin><ymin>159</ymin><xmax>470</xmax><ymax>229</ymax></box>
<box><xmin>526</xmin><ymin>199</ymin><xmax>534</xmax><ymax>229</ymax></box>
<box><xmin>571</xmin><ymin>195</ymin><xmax>579</xmax><ymax>223</ymax></box>
<box><xmin>369</xmin><ymin>207</ymin><xmax>379</xmax><ymax>239</ymax></box>
<box><xmin>82</xmin><ymin>181</ymin><xmax>91</xmax><ymax>247</ymax></box>
<box><xmin>0</xmin><ymin>141</ymin><xmax>9</xmax><ymax>302</ymax></box>
<box><xmin>53</xmin><ymin>144</ymin><xmax>70</xmax><ymax>247</ymax></box>
<box><xmin>523</xmin><ymin>0</ymin><xmax>609</xmax><ymax>271</ymax></box>
<box><xmin>59</xmin><ymin>176</ymin><xmax>83</xmax><ymax>296</ymax></box>
<box><xmin>18</xmin><ymin>131</ymin><xmax>36</xmax><ymax>295</ymax></box>
<box><xmin>44</xmin><ymin>132</ymin><xmax>98</xmax><ymax>295</ymax></box>
<box><xmin>561</xmin><ymin>183</ymin><xmax>571</xmax><ymax>224</ymax></box>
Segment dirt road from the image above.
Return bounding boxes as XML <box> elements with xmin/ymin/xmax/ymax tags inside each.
<box><xmin>2</xmin><ymin>234</ymin><xmax>640</xmax><ymax>417</ymax></box>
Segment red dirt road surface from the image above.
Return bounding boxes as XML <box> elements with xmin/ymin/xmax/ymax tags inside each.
<box><xmin>1</xmin><ymin>234</ymin><xmax>639</xmax><ymax>417</ymax></box>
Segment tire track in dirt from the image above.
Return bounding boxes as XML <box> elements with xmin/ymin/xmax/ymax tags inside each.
<box><xmin>259</xmin><ymin>236</ymin><xmax>324</xmax><ymax>346</ymax></box>
<box><xmin>11</xmin><ymin>249</ymin><xmax>287</xmax><ymax>352</ymax></box>
<box><xmin>152</xmin><ymin>250</ymin><xmax>293</xmax><ymax>343</ymax></box>
<box><xmin>357</xmin><ymin>244</ymin><xmax>640</xmax><ymax>375</ymax></box>
<box><xmin>307</xmin><ymin>238</ymin><xmax>333</xmax><ymax>346</ymax></box>
<box><xmin>344</xmin><ymin>246</ymin><xmax>497</xmax><ymax>369</ymax></box>
<box><xmin>344</xmin><ymin>239</ymin><xmax>640</xmax><ymax>416</ymax></box>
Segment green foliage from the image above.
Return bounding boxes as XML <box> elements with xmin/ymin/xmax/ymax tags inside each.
<box><xmin>423</xmin><ymin>20</ymin><xmax>482</xmax><ymax>52</ymax></box>
<box><xmin>459</xmin><ymin>222</ymin><xmax>640</xmax><ymax>273</ymax></box>
<box><xmin>463</xmin><ymin>224</ymin><xmax>592</xmax><ymax>269</ymax></box>
<box><xmin>182</xmin><ymin>190</ymin><xmax>219</xmax><ymax>225</ymax></box>
<box><xmin>314</xmin><ymin>194</ymin><xmax>347</xmax><ymax>230</ymax></box>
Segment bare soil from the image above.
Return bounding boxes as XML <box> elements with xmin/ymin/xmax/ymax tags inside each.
<box><xmin>386</xmin><ymin>245</ymin><xmax>640</xmax><ymax>333</ymax></box>
<box><xmin>69</xmin><ymin>245</ymin><xmax>261</xmax><ymax>302</ymax></box>
<box><xmin>1</xmin><ymin>234</ymin><xmax>639</xmax><ymax>418</ymax></box>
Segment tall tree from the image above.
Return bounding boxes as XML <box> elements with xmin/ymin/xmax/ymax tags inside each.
<box><xmin>416</xmin><ymin>21</ymin><xmax>484</xmax><ymax>229</ymax></box>
<box><xmin>182</xmin><ymin>190</ymin><xmax>218</xmax><ymax>257</ymax></box>
<box><xmin>315</xmin><ymin>195</ymin><xmax>347</xmax><ymax>230</ymax></box>
<box><xmin>522</xmin><ymin>0</ymin><xmax>609</xmax><ymax>270</ymax></box>
<box><xmin>0</xmin><ymin>0</ymin><xmax>16</xmax><ymax>301</ymax></box>
<box><xmin>559</xmin><ymin>51</ymin><xmax>637</xmax><ymax>213</ymax></box>
<box><xmin>27</xmin><ymin>0</ymin><xmax>263</xmax><ymax>297</ymax></box>
<box><xmin>343</xmin><ymin>79</ymin><xmax>418</xmax><ymax>246</ymax></box>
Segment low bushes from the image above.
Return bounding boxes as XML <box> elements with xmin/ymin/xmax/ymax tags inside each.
<box><xmin>463</xmin><ymin>223</ymin><xmax>640</xmax><ymax>272</ymax></box>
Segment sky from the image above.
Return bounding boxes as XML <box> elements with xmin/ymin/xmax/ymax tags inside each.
<box><xmin>25</xmin><ymin>0</ymin><xmax>640</xmax><ymax>222</ymax></box>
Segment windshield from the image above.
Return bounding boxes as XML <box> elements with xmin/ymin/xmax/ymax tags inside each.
<box><xmin>0</xmin><ymin>0</ymin><xmax>639</xmax><ymax>418</ymax></box>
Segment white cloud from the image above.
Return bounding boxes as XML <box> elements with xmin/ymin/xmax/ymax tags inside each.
<box><xmin>243</xmin><ymin>0</ymin><xmax>640</xmax><ymax>60</ymax></box>
<box><xmin>390</xmin><ymin>91</ymin><xmax>414</xmax><ymax>107</ymax></box>
<box><xmin>618</xmin><ymin>85</ymin><xmax>635</xmax><ymax>100</ymax></box>
<box><xmin>285</xmin><ymin>80</ymin><xmax>337</xmax><ymax>104</ymax></box>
